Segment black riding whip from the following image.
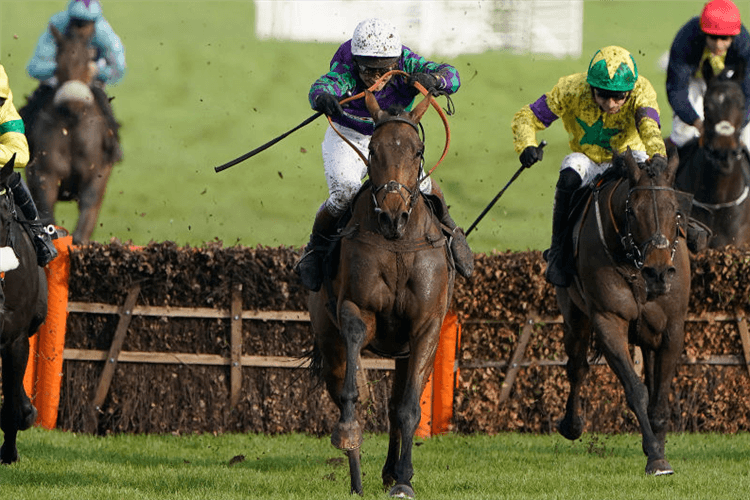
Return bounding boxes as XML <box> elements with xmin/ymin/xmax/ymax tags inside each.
<box><xmin>465</xmin><ymin>140</ymin><xmax>547</xmax><ymax>237</ymax></box>
<box><xmin>214</xmin><ymin>111</ymin><xmax>323</xmax><ymax>173</ymax></box>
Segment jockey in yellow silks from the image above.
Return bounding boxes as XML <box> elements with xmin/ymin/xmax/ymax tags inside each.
<box><xmin>0</xmin><ymin>64</ymin><xmax>58</xmax><ymax>267</ymax></box>
<box><xmin>511</xmin><ymin>46</ymin><xmax>667</xmax><ymax>287</ymax></box>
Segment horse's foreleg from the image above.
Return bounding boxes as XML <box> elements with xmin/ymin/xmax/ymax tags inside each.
<box><xmin>557</xmin><ymin>296</ymin><xmax>590</xmax><ymax>441</ymax></box>
<box><xmin>382</xmin><ymin>361</ymin><xmax>407</xmax><ymax>489</ymax></box>
<box><xmin>73</xmin><ymin>168</ymin><xmax>112</xmax><ymax>244</ymax></box>
<box><xmin>387</xmin><ymin>317</ymin><xmax>442</xmax><ymax>498</ymax></box>
<box><xmin>0</xmin><ymin>333</ymin><xmax>37</xmax><ymax>464</ymax></box>
<box><xmin>595</xmin><ymin>315</ymin><xmax>671</xmax><ymax>475</ymax></box>
<box><xmin>647</xmin><ymin>324</ymin><xmax>685</xmax><ymax>460</ymax></box>
<box><xmin>330</xmin><ymin>300</ymin><xmax>371</xmax><ymax>495</ymax></box>
<box><xmin>26</xmin><ymin>166</ymin><xmax>58</xmax><ymax>226</ymax></box>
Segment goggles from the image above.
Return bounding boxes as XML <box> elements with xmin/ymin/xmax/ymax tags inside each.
<box><xmin>593</xmin><ymin>87</ymin><xmax>629</xmax><ymax>101</ymax></box>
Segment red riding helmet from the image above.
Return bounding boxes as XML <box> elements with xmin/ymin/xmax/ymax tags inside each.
<box><xmin>701</xmin><ymin>0</ymin><xmax>741</xmax><ymax>36</ymax></box>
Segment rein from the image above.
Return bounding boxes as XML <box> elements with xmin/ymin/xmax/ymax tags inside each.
<box><xmin>326</xmin><ymin>69</ymin><xmax>451</xmax><ymax>176</ymax></box>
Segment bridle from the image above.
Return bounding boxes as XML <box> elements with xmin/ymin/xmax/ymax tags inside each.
<box><xmin>368</xmin><ymin>116</ymin><xmax>424</xmax><ymax>217</ymax></box>
<box><xmin>596</xmin><ymin>179</ymin><xmax>682</xmax><ymax>270</ymax></box>
<box><xmin>325</xmin><ymin>70</ymin><xmax>451</xmax><ymax>222</ymax></box>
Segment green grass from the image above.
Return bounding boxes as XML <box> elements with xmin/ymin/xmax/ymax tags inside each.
<box><xmin>2</xmin><ymin>429</ymin><xmax>750</xmax><ymax>499</ymax></box>
<box><xmin>1</xmin><ymin>1</ymin><xmax>740</xmax><ymax>253</ymax></box>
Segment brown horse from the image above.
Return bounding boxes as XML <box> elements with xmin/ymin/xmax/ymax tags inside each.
<box><xmin>556</xmin><ymin>149</ymin><xmax>690</xmax><ymax>475</ymax></box>
<box><xmin>0</xmin><ymin>155</ymin><xmax>48</xmax><ymax>464</ymax></box>
<box><xmin>26</xmin><ymin>24</ymin><xmax>116</xmax><ymax>245</ymax></box>
<box><xmin>308</xmin><ymin>91</ymin><xmax>454</xmax><ymax>497</ymax></box>
<box><xmin>674</xmin><ymin>61</ymin><xmax>750</xmax><ymax>248</ymax></box>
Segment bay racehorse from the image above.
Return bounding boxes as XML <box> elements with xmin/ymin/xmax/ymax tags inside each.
<box><xmin>674</xmin><ymin>60</ymin><xmax>750</xmax><ymax>248</ymax></box>
<box><xmin>0</xmin><ymin>155</ymin><xmax>48</xmax><ymax>464</ymax></box>
<box><xmin>309</xmin><ymin>90</ymin><xmax>454</xmax><ymax>497</ymax></box>
<box><xmin>556</xmin><ymin>149</ymin><xmax>690</xmax><ymax>475</ymax></box>
<box><xmin>26</xmin><ymin>24</ymin><xmax>117</xmax><ymax>245</ymax></box>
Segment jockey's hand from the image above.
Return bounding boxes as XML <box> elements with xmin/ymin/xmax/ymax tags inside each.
<box><xmin>520</xmin><ymin>145</ymin><xmax>544</xmax><ymax>168</ymax></box>
<box><xmin>407</xmin><ymin>72</ymin><xmax>439</xmax><ymax>92</ymax></box>
<box><xmin>314</xmin><ymin>93</ymin><xmax>344</xmax><ymax>117</ymax></box>
<box><xmin>647</xmin><ymin>154</ymin><xmax>668</xmax><ymax>177</ymax></box>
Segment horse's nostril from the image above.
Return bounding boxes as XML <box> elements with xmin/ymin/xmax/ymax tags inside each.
<box><xmin>378</xmin><ymin>212</ymin><xmax>391</xmax><ymax>228</ymax></box>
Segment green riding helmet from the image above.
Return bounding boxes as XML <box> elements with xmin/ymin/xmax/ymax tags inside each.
<box><xmin>586</xmin><ymin>46</ymin><xmax>639</xmax><ymax>92</ymax></box>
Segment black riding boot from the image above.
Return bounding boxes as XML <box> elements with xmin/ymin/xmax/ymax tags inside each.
<box><xmin>294</xmin><ymin>204</ymin><xmax>340</xmax><ymax>292</ymax></box>
<box><xmin>427</xmin><ymin>186</ymin><xmax>474</xmax><ymax>278</ymax></box>
<box><xmin>8</xmin><ymin>172</ymin><xmax>58</xmax><ymax>267</ymax></box>
<box><xmin>545</xmin><ymin>170</ymin><xmax>580</xmax><ymax>287</ymax></box>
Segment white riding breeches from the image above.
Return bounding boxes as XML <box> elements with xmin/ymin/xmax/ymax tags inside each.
<box><xmin>669</xmin><ymin>76</ymin><xmax>750</xmax><ymax>147</ymax></box>
<box><xmin>561</xmin><ymin>150</ymin><xmax>649</xmax><ymax>187</ymax></box>
<box><xmin>321</xmin><ymin>124</ymin><xmax>432</xmax><ymax>217</ymax></box>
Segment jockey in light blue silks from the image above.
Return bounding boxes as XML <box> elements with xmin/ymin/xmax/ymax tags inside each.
<box><xmin>21</xmin><ymin>0</ymin><xmax>126</xmax><ymax>162</ymax></box>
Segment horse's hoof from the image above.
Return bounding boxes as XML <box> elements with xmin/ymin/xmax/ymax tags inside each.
<box><xmin>556</xmin><ymin>416</ymin><xmax>583</xmax><ymax>441</ymax></box>
<box><xmin>0</xmin><ymin>444</ymin><xmax>19</xmax><ymax>465</ymax></box>
<box><xmin>331</xmin><ymin>421</ymin><xmax>363</xmax><ymax>451</ymax></box>
<box><xmin>389</xmin><ymin>484</ymin><xmax>415</xmax><ymax>499</ymax></box>
<box><xmin>646</xmin><ymin>458</ymin><xmax>674</xmax><ymax>476</ymax></box>
<box><xmin>19</xmin><ymin>404</ymin><xmax>38</xmax><ymax>431</ymax></box>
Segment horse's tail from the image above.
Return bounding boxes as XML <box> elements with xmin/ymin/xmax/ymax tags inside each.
<box><xmin>303</xmin><ymin>343</ymin><xmax>325</xmax><ymax>387</ymax></box>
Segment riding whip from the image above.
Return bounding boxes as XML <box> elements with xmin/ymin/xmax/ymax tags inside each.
<box><xmin>213</xmin><ymin>111</ymin><xmax>324</xmax><ymax>173</ymax></box>
<box><xmin>465</xmin><ymin>140</ymin><xmax>547</xmax><ymax>237</ymax></box>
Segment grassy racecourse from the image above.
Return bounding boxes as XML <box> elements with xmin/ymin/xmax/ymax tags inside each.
<box><xmin>1</xmin><ymin>429</ymin><xmax>750</xmax><ymax>499</ymax></box>
<box><xmin>1</xmin><ymin>1</ymin><xmax>741</xmax><ymax>253</ymax></box>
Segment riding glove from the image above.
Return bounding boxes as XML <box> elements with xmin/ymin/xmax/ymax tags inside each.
<box><xmin>520</xmin><ymin>145</ymin><xmax>544</xmax><ymax>168</ymax></box>
<box><xmin>407</xmin><ymin>73</ymin><xmax>439</xmax><ymax>92</ymax></box>
<box><xmin>314</xmin><ymin>93</ymin><xmax>344</xmax><ymax>117</ymax></box>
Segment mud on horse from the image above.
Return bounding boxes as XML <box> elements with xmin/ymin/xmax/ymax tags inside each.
<box><xmin>556</xmin><ymin>149</ymin><xmax>690</xmax><ymax>475</ymax></box>
<box><xmin>308</xmin><ymin>90</ymin><xmax>455</xmax><ymax>498</ymax></box>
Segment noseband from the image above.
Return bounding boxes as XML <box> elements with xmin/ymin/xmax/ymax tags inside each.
<box><xmin>622</xmin><ymin>185</ymin><xmax>681</xmax><ymax>269</ymax></box>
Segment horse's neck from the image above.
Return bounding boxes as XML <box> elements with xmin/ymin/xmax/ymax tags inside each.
<box><xmin>694</xmin><ymin>145</ymin><xmax>748</xmax><ymax>202</ymax></box>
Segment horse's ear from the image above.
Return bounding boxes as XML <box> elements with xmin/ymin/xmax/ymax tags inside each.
<box><xmin>364</xmin><ymin>90</ymin><xmax>387</xmax><ymax>123</ymax></box>
<box><xmin>621</xmin><ymin>147</ymin><xmax>642</xmax><ymax>185</ymax></box>
<box><xmin>0</xmin><ymin>153</ymin><xmax>16</xmax><ymax>183</ymax></box>
<box><xmin>50</xmin><ymin>23</ymin><xmax>64</xmax><ymax>44</ymax></box>
<box><xmin>408</xmin><ymin>94</ymin><xmax>431</xmax><ymax>124</ymax></box>
<box><xmin>664</xmin><ymin>150</ymin><xmax>680</xmax><ymax>186</ymax></box>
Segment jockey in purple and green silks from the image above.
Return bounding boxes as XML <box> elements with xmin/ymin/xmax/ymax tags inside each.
<box><xmin>295</xmin><ymin>18</ymin><xmax>472</xmax><ymax>292</ymax></box>
<box><xmin>21</xmin><ymin>0</ymin><xmax>126</xmax><ymax>162</ymax></box>
<box><xmin>0</xmin><ymin>65</ymin><xmax>58</xmax><ymax>267</ymax></box>
<box><xmin>512</xmin><ymin>46</ymin><xmax>668</xmax><ymax>288</ymax></box>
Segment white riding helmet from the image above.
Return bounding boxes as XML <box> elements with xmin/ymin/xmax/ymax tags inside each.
<box><xmin>351</xmin><ymin>18</ymin><xmax>402</xmax><ymax>59</ymax></box>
